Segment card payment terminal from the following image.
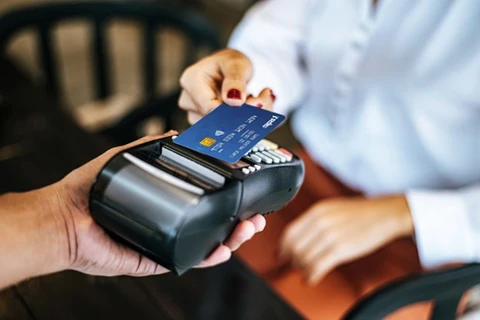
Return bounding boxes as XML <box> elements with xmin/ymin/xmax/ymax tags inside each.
<box><xmin>89</xmin><ymin>136</ymin><xmax>305</xmax><ymax>275</ymax></box>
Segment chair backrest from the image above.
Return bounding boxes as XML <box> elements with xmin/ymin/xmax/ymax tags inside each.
<box><xmin>344</xmin><ymin>263</ymin><xmax>480</xmax><ymax>320</ymax></box>
<box><xmin>0</xmin><ymin>1</ymin><xmax>221</xmax><ymax>100</ymax></box>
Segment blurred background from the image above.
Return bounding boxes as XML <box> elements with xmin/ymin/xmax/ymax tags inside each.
<box><xmin>0</xmin><ymin>0</ymin><xmax>300</xmax><ymax>148</ymax></box>
<box><xmin>2</xmin><ymin>3</ymin><xmax>480</xmax><ymax>319</ymax></box>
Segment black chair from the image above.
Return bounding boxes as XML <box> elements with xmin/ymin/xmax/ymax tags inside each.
<box><xmin>0</xmin><ymin>1</ymin><xmax>221</xmax><ymax>143</ymax></box>
<box><xmin>345</xmin><ymin>263</ymin><xmax>480</xmax><ymax>320</ymax></box>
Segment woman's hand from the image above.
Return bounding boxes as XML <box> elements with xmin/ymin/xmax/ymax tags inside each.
<box><xmin>279</xmin><ymin>196</ymin><xmax>414</xmax><ymax>284</ymax></box>
<box><xmin>54</xmin><ymin>132</ymin><xmax>266</xmax><ymax>277</ymax></box>
<box><xmin>179</xmin><ymin>49</ymin><xmax>276</xmax><ymax>124</ymax></box>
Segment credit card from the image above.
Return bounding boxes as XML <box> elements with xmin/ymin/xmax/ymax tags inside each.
<box><xmin>174</xmin><ymin>103</ymin><xmax>285</xmax><ymax>163</ymax></box>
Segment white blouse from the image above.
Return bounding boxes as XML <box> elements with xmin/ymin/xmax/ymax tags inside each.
<box><xmin>229</xmin><ymin>0</ymin><xmax>480</xmax><ymax>268</ymax></box>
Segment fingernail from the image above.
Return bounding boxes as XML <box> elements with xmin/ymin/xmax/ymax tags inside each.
<box><xmin>256</xmin><ymin>103</ymin><xmax>263</xmax><ymax>108</ymax></box>
<box><xmin>227</xmin><ymin>89</ymin><xmax>241</xmax><ymax>99</ymax></box>
<box><xmin>270</xmin><ymin>90</ymin><xmax>276</xmax><ymax>102</ymax></box>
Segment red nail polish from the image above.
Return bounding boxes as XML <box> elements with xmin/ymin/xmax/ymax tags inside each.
<box><xmin>257</xmin><ymin>103</ymin><xmax>263</xmax><ymax>108</ymax></box>
<box><xmin>227</xmin><ymin>89</ymin><xmax>241</xmax><ymax>99</ymax></box>
<box><xmin>270</xmin><ymin>90</ymin><xmax>276</xmax><ymax>102</ymax></box>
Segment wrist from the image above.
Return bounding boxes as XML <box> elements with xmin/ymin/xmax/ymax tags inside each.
<box><xmin>27</xmin><ymin>183</ymin><xmax>73</xmax><ymax>276</ymax></box>
<box><xmin>47</xmin><ymin>181</ymin><xmax>77</xmax><ymax>272</ymax></box>
<box><xmin>391</xmin><ymin>195</ymin><xmax>414</xmax><ymax>237</ymax></box>
<box><xmin>0</xmin><ymin>185</ymin><xmax>71</xmax><ymax>289</ymax></box>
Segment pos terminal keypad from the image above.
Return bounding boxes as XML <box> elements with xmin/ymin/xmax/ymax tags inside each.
<box><xmin>240</xmin><ymin>139</ymin><xmax>294</xmax><ymax>175</ymax></box>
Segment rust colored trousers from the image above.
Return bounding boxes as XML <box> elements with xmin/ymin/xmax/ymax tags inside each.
<box><xmin>236</xmin><ymin>150</ymin><xmax>432</xmax><ymax>319</ymax></box>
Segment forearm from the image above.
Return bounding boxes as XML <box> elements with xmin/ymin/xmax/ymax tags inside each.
<box><xmin>0</xmin><ymin>184</ymin><xmax>68</xmax><ymax>290</ymax></box>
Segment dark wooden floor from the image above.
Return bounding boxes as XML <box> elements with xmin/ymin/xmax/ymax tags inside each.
<box><xmin>0</xmin><ymin>57</ymin><xmax>303</xmax><ymax>320</ymax></box>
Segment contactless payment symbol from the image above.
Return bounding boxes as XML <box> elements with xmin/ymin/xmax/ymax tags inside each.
<box><xmin>199</xmin><ymin>137</ymin><xmax>216</xmax><ymax>147</ymax></box>
<box><xmin>215</xmin><ymin>130</ymin><xmax>225</xmax><ymax>136</ymax></box>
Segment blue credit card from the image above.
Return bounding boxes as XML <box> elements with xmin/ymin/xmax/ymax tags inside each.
<box><xmin>174</xmin><ymin>103</ymin><xmax>285</xmax><ymax>163</ymax></box>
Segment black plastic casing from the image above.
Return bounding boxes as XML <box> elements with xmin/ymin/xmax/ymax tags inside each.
<box><xmin>89</xmin><ymin>137</ymin><xmax>304</xmax><ymax>275</ymax></box>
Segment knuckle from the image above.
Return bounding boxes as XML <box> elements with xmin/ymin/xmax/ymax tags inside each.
<box><xmin>303</xmin><ymin>250</ymin><xmax>316</xmax><ymax>264</ymax></box>
<box><xmin>245</xmin><ymin>220</ymin><xmax>256</xmax><ymax>235</ymax></box>
<box><xmin>217</xmin><ymin>48</ymin><xmax>239</xmax><ymax>58</ymax></box>
<box><xmin>177</xmin><ymin>91</ymin><xmax>185</xmax><ymax>104</ymax></box>
<box><xmin>228</xmin><ymin>49</ymin><xmax>249</xmax><ymax>61</ymax></box>
<box><xmin>306</xmin><ymin>261</ymin><xmax>322</xmax><ymax>277</ymax></box>
<box><xmin>178</xmin><ymin>103</ymin><xmax>187</xmax><ymax>111</ymax></box>
<box><xmin>178</xmin><ymin>93</ymin><xmax>196</xmax><ymax>112</ymax></box>
<box><xmin>235</xmin><ymin>225</ymin><xmax>251</xmax><ymax>241</ymax></box>
<box><xmin>331</xmin><ymin>242</ymin><xmax>348</xmax><ymax>256</ymax></box>
<box><xmin>297</xmin><ymin>256</ymin><xmax>309</xmax><ymax>268</ymax></box>
<box><xmin>179</xmin><ymin>66</ymin><xmax>194</xmax><ymax>88</ymax></box>
<box><xmin>291</xmin><ymin>240</ymin><xmax>307</xmax><ymax>255</ymax></box>
<box><xmin>177</xmin><ymin>92</ymin><xmax>187</xmax><ymax>107</ymax></box>
<box><xmin>290</xmin><ymin>243</ymin><xmax>301</xmax><ymax>255</ymax></box>
<box><xmin>187</xmin><ymin>112</ymin><xmax>199</xmax><ymax>125</ymax></box>
<box><xmin>292</xmin><ymin>248</ymin><xmax>305</xmax><ymax>262</ymax></box>
<box><xmin>179</xmin><ymin>73</ymin><xmax>187</xmax><ymax>88</ymax></box>
<box><xmin>283</xmin><ymin>226</ymin><xmax>295</xmax><ymax>240</ymax></box>
<box><xmin>323</xmin><ymin>229</ymin><xmax>339</xmax><ymax>244</ymax></box>
<box><xmin>328</xmin><ymin>243</ymin><xmax>346</xmax><ymax>262</ymax></box>
<box><xmin>197</xmin><ymin>104</ymin><xmax>210</xmax><ymax>116</ymax></box>
<box><xmin>107</xmin><ymin>146</ymin><xmax>122</xmax><ymax>155</ymax></box>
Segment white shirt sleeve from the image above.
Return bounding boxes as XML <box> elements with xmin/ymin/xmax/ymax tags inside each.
<box><xmin>406</xmin><ymin>184</ymin><xmax>480</xmax><ymax>268</ymax></box>
<box><xmin>228</xmin><ymin>0</ymin><xmax>313</xmax><ymax>115</ymax></box>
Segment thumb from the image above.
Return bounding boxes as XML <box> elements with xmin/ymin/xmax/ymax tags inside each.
<box><xmin>220</xmin><ymin>51</ymin><xmax>253</xmax><ymax>106</ymax></box>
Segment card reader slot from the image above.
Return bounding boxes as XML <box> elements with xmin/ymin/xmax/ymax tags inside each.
<box><xmin>123</xmin><ymin>153</ymin><xmax>205</xmax><ymax>196</ymax></box>
<box><xmin>154</xmin><ymin>157</ymin><xmax>217</xmax><ymax>193</ymax></box>
<box><xmin>163</xmin><ymin>144</ymin><xmax>232</xmax><ymax>178</ymax></box>
<box><xmin>161</xmin><ymin>147</ymin><xmax>226</xmax><ymax>189</ymax></box>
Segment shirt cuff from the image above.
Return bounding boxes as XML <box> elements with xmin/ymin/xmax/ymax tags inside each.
<box><xmin>406</xmin><ymin>189</ymin><xmax>475</xmax><ymax>268</ymax></box>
